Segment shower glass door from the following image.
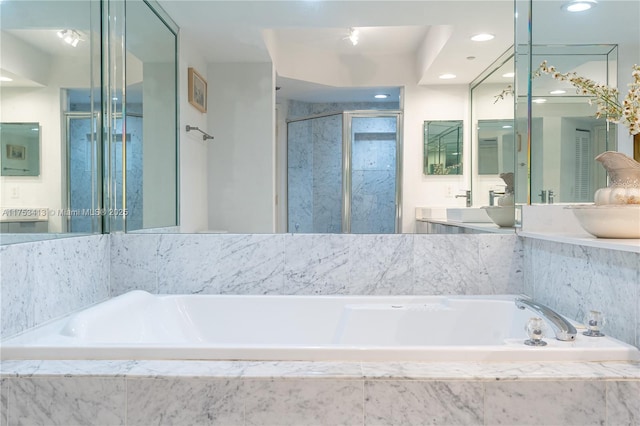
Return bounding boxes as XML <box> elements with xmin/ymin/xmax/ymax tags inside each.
<box><xmin>344</xmin><ymin>113</ymin><xmax>401</xmax><ymax>234</ymax></box>
<box><xmin>287</xmin><ymin>111</ymin><xmax>402</xmax><ymax>234</ymax></box>
<box><xmin>67</xmin><ymin>113</ymin><xmax>101</xmax><ymax>233</ymax></box>
<box><xmin>287</xmin><ymin>113</ymin><xmax>343</xmax><ymax>233</ymax></box>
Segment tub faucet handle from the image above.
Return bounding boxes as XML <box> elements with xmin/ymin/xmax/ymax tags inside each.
<box><xmin>583</xmin><ymin>310</ymin><xmax>606</xmax><ymax>337</ymax></box>
<box><xmin>524</xmin><ymin>317</ymin><xmax>547</xmax><ymax>346</ymax></box>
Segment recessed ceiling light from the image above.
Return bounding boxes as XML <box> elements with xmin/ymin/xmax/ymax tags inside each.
<box><xmin>467</xmin><ymin>56</ymin><xmax>476</xmax><ymax>61</ymax></box>
<box><xmin>502</xmin><ymin>72</ymin><xmax>515</xmax><ymax>78</ymax></box>
<box><xmin>562</xmin><ymin>0</ymin><xmax>597</xmax><ymax>12</ymax></box>
<box><xmin>374</xmin><ymin>94</ymin><xmax>390</xmax><ymax>99</ymax></box>
<box><xmin>550</xmin><ymin>89</ymin><xmax>567</xmax><ymax>95</ymax></box>
<box><xmin>471</xmin><ymin>33</ymin><xmax>494</xmax><ymax>42</ymax></box>
<box><xmin>0</xmin><ymin>76</ymin><xmax>13</xmax><ymax>82</ymax></box>
<box><xmin>439</xmin><ymin>73</ymin><xmax>457</xmax><ymax>80</ymax></box>
<box><xmin>532</xmin><ymin>98</ymin><xmax>547</xmax><ymax>104</ymax></box>
<box><xmin>502</xmin><ymin>125</ymin><xmax>513</xmax><ymax>129</ymax></box>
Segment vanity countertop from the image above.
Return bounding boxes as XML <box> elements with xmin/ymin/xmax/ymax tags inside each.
<box><xmin>416</xmin><ymin>218</ymin><xmax>515</xmax><ymax>234</ymax></box>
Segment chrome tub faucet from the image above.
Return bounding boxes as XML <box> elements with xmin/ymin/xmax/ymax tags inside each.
<box><xmin>515</xmin><ymin>298</ymin><xmax>577</xmax><ymax>341</ymax></box>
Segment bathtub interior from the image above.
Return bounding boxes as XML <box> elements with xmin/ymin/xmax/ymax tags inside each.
<box><xmin>2</xmin><ymin>291</ymin><xmax>639</xmax><ymax>362</ymax></box>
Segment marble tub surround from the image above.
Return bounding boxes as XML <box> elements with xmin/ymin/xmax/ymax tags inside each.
<box><xmin>0</xmin><ymin>234</ymin><xmax>110</xmax><ymax>338</ymax></box>
<box><xmin>523</xmin><ymin>237</ymin><xmax>640</xmax><ymax>348</ymax></box>
<box><xmin>1</xmin><ymin>360</ymin><xmax>639</xmax><ymax>426</ymax></box>
<box><xmin>109</xmin><ymin>233</ymin><xmax>524</xmax><ymax>296</ymax></box>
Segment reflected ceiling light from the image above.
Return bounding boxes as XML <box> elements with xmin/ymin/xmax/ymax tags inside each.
<box><xmin>550</xmin><ymin>89</ymin><xmax>567</xmax><ymax>94</ymax></box>
<box><xmin>439</xmin><ymin>73</ymin><xmax>456</xmax><ymax>79</ymax></box>
<box><xmin>0</xmin><ymin>76</ymin><xmax>13</xmax><ymax>82</ymax></box>
<box><xmin>502</xmin><ymin>125</ymin><xmax>513</xmax><ymax>129</ymax></box>
<box><xmin>471</xmin><ymin>33</ymin><xmax>494</xmax><ymax>42</ymax></box>
<box><xmin>57</xmin><ymin>29</ymin><xmax>82</xmax><ymax>47</ymax></box>
<box><xmin>348</xmin><ymin>28</ymin><xmax>360</xmax><ymax>46</ymax></box>
<box><xmin>374</xmin><ymin>94</ymin><xmax>390</xmax><ymax>99</ymax></box>
<box><xmin>502</xmin><ymin>72</ymin><xmax>515</xmax><ymax>78</ymax></box>
<box><xmin>532</xmin><ymin>98</ymin><xmax>547</xmax><ymax>103</ymax></box>
<box><xmin>562</xmin><ymin>0</ymin><xmax>597</xmax><ymax>12</ymax></box>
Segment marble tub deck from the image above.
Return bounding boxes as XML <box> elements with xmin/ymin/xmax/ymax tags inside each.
<box><xmin>1</xmin><ymin>360</ymin><xmax>639</xmax><ymax>425</ymax></box>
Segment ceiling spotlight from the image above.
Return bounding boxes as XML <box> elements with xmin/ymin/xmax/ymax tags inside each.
<box><xmin>550</xmin><ymin>89</ymin><xmax>567</xmax><ymax>95</ymax></box>
<box><xmin>0</xmin><ymin>76</ymin><xmax>13</xmax><ymax>82</ymax></box>
<box><xmin>57</xmin><ymin>29</ymin><xmax>82</xmax><ymax>47</ymax></box>
<box><xmin>471</xmin><ymin>33</ymin><xmax>494</xmax><ymax>42</ymax></box>
<box><xmin>502</xmin><ymin>72</ymin><xmax>515</xmax><ymax>78</ymax></box>
<box><xmin>439</xmin><ymin>73</ymin><xmax>457</xmax><ymax>80</ymax></box>
<box><xmin>532</xmin><ymin>98</ymin><xmax>547</xmax><ymax>104</ymax></box>
<box><xmin>374</xmin><ymin>94</ymin><xmax>390</xmax><ymax>99</ymax></box>
<box><xmin>562</xmin><ymin>0</ymin><xmax>597</xmax><ymax>12</ymax></box>
<box><xmin>348</xmin><ymin>28</ymin><xmax>360</xmax><ymax>46</ymax></box>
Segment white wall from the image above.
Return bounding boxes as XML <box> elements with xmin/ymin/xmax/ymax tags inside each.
<box><xmin>177</xmin><ymin>30</ymin><xmax>209</xmax><ymax>233</ymax></box>
<box><xmin>206</xmin><ymin>62</ymin><xmax>275</xmax><ymax>233</ymax></box>
<box><xmin>0</xmin><ymin>87</ymin><xmax>64</xmax><ymax>232</ymax></box>
<box><xmin>142</xmin><ymin>63</ymin><xmax>178</xmax><ymax>228</ymax></box>
<box><xmin>402</xmin><ymin>84</ymin><xmax>470</xmax><ymax>233</ymax></box>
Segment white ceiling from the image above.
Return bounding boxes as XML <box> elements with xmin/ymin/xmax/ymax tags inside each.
<box><xmin>2</xmin><ymin>0</ymin><xmax>637</xmax><ymax>103</ymax></box>
<box><xmin>158</xmin><ymin>0</ymin><xmax>516</xmax><ymax>102</ymax></box>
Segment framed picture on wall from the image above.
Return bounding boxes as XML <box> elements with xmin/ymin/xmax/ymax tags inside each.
<box><xmin>188</xmin><ymin>67</ymin><xmax>207</xmax><ymax>113</ymax></box>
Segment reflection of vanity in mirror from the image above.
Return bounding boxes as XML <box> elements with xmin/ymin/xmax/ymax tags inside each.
<box><xmin>0</xmin><ymin>0</ymin><xmax>178</xmax><ymax>243</ymax></box>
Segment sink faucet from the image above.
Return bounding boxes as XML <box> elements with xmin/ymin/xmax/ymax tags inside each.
<box><xmin>455</xmin><ymin>190</ymin><xmax>472</xmax><ymax>207</ymax></box>
<box><xmin>548</xmin><ymin>190</ymin><xmax>555</xmax><ymax>204</ymax></box>
<box><xmin>538</xmin><ymin>189</ymin><xmax>547</xmax><ymax>204</ymax></box>
<box><xmin>515</xmin><ymin>298</ymin><xmax>577</xmax><ymax>341</ymax></box>
<box><xmin>489</xmin><ymin>190</ymin><xmax>505</xmax><ymax>206</ymax></box>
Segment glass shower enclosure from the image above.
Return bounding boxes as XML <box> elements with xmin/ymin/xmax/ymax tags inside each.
<box><xmin>287</xmin><ymin>111</ymin><xmax>403</xmax><ymax>234</ymax></box>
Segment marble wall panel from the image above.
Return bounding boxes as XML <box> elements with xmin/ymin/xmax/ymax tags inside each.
<box><xmin>523</xmin><ymin>238</ymin><xmax>640</xmax><ymax>347</ymax></box>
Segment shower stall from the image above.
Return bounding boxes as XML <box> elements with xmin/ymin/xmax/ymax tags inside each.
<box><xmin>66</xmin><ymin>111</ymin><xmax>144</xmax><ymax>233</ymax></box>
<box><xmin>287</xmin><ymin>111</ymin><xmax>403</xmax><ymax>234</ymax></box>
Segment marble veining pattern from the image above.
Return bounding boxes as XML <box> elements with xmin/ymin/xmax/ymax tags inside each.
<box><xmin>126</xmin><ymin>377</ymin><xmax>244</xmax><ymax>425</ymax></box>
<box><xmin>0</xmin><ymin>243</ymin><xmax>35</xmax><ymax>338</ymax></box>
<box><xmin>283</xmin><ymin>233</ymin><xmax>352</xmax><ymax>294</ymax></box>
<box><xmin>110</xmin><ymin>233</ymin><xmax>159</xmax><ymax>296</ymax></box>
<box><xmin>1</xmin><ymin>235</ymin><xmax>109</xmax><ymax>339</ymax></box>
<box><xmin>349</xmin><ymin>234</ymin><xmax>414</xmax><ymax>294</ymax></box>
<box><xmin>484</xmin><ymin>380</ymin><xmax>606</xmax><ymax>425</ymax></box>
<box><xmin>211</xmin><ymin>234</ymin><xmax>285</xmax><ymax>295</ymax></box>
<box><xmin>524</xmin><ymin>238</ymin><xmax>640</xmax><ymax>347</ymax></box>
<box><xmin>8</xmin><ymin>377</ymin><xmax>126</xmax><ymax>425</ymax></box>
<box><xmin>156</xmin><ymin>233</ymin><xmax>222</xmax><ymax>294</ymax></box>
<box><xmin>364</xmin><ymin>380</ymin><xmax>484</xmax><ymax>425</ymax></box>
<box><xmin>413</xmin><ymin>235</ymin><xmax>486</xmax><ymax>294</ymax></box>
<box><xmin>606</xmin><ymin>381</ymin><xmax>640</xmax><ymax>425</ymax></box>
<box><xmin>243</xmin><ymin>379</ymin><xmax>364</xmax><ymax>425</ymax></box>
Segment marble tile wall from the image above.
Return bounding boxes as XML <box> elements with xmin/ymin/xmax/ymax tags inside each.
<box><xmin>523</xmin><ymin>238</ymin><xmax>640</xmax><ymax>348</ymax></box>
<box><xmin>110</xmin><ymin>233</ymin><xmax>524</xmax><ymax>296</ymax></box>
<box><xmin>2</xmin><ymin>359</ymin><xmax>639</xmax><ymax>425</ymax></box>
<box><xmin>286</xmin><ymin>100</ymin><xmax>400</xmax><ymax>234</ymax></box>
<box><xmin>0</xmin><ymin>235</ymin><xmax>110</xmax><ymax>339</ymax></box>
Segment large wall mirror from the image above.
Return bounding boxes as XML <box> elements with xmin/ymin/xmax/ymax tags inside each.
<box><xmin>0</xmin><ymin>0</ymin><xmax>178</xmax><ymax>244</ymax></box>
<box><xmin>423</xmin><ymin>120</ymin><xmax>463</xmax><ymax>176</ymax></box>
<box><xmin>525</xmin><ymin>45</ymin><xmax>617</xmax><ymax>204</ymax></box>
<box><xmin>470</xmin><ymin>49</ymin><xmax>516</xmax><ymax>209</ymax></box>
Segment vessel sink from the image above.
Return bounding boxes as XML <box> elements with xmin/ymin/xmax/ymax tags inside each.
<box><xmin>446</xmin><ymin>207</ymin><xmax>492</xmax><ymax>223</ymax></box>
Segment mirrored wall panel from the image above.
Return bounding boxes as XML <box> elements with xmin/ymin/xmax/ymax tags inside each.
<box><xmin>470</xmin><ymin>49</ymin><xmax>515</xmax><ymax>208</ymax></box>
<box><xmin>423</xmin><ymin>120</ymin><xmax>463</xmax><ymax>176</ymax></box>
<box><xmin>0</xmin><ymin>0</ymin><xmax>101</xmax><ymax>242</ymax></box>
<box><xmin>0</xmin><ymin>0</ymin><xmax>179</xmax><ymax>244</ymax></box>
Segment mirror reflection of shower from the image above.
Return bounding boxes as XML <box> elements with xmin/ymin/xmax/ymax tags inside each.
<box><xmin>287</xmin><ymin>102</ymin><xmax>402</xmax><ymax>234</ymax></box>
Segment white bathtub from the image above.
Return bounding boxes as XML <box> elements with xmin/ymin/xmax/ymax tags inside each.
<box><xmin>2</xmin><ymin>291</ymin><xmax>638</xmax><ymax>362</ymax></box>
